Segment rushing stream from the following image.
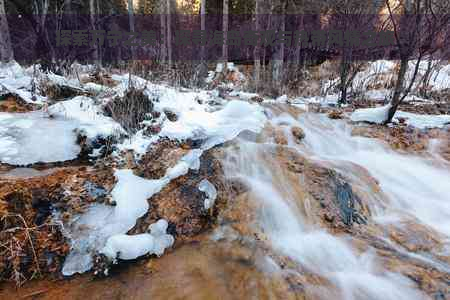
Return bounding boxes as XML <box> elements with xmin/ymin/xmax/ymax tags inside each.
<box><xmin>223</xmin><ymin>109</ymin><xmax>450</xmax><ymax>299</ymax></box>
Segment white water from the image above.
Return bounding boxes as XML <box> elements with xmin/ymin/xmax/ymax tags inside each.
<box><xmin>297</xmin><ymin>114</ymin><xmax>450</xmax><ymax>238</ymax></box>
<box><xmin>222</xmin><ymin>111</ymin><xmax>450</xmax><ymax>299</ymax></box>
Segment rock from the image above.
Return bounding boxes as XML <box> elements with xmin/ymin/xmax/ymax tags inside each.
<box><xmin>163</xmin><ymin>109</ymin><xmax>178</xmax><ymax>122</ymax></box>
<box><xmin>291</xmin><ymin>126</ymin><xmax>305</xmax><ymax>143</ymax></box>
<box><xmin>0</xmin><ymin>95</ymin><xmax>37</xmax><ymax>112</ymax></box>
<box><xmin>274</xmin><ymin>129</ymin><xmax>288</xmax><ymax>145</ymax></box>
<box><xmin>0</xmin><ymin>166</ymin><xmax>114</xmax><ymax>283</ymax></box>
<box><xmin>40</xmin><ymin>80</ymin><xmax>87</xmax><ymax>101</ymax></box>
<box><xmin>328</xmin><ymin>110</ymin><xmax>343</xmax><ymax>119</ymax></box>
<box><xmin>250</xmin><ymin>95</ymin><xmax>264</xmax><ymax>103</ymax></box>
<box><xmin>137</xmin><ymin>139</ymin><xmax>188</xmax><ymax>179</ymax></box>
<box><xmin>131</xmin><ymin>148</ymin><xmax>231</xmax><ymax>239</ymax></box>
<box><xmin>144</xmin><ymin>125</ymin><xmax>161</xmax><ymax>136</ymax></box>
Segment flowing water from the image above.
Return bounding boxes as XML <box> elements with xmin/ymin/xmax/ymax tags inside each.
<box><xmin>223</xmin><ymin>109</ymin><xmax>450</xmax><ymax>300</ymax></box>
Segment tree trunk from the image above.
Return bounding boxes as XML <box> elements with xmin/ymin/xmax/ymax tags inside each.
<box><xmin>160</xmin><ymin>1</ymin><xmax>167</xmax><ymax>62</ymax></box>
<box><xmin>386</xmin><ymin>58</ymin><xmax>408</xmax><ymax>122</ymax></box>
<box><xmin>90</xmin><ymin>0</ymin><xmax>100</xmax><ymax>64</ymax></box>
<box><xmin>222</xmin><ymin>0</ymin><xmax>229</xmax><ymax>63</ymax></box>
<box><xmin>128</xmin><ymin>0</ymin><xmax>136</xmax><ymax>60</ymax></box>
<box><xmin>253</xmin><ymin>0</ymin><xmax>261</xmax><ymax>92</ymax></box>
<box><xmin>64</xmin><ymin>0</ymin><xmax>72</xmax><ymax>13</ymax></box>
<box><xmin>200</xmin><ymin>0</ymin><xmax>206</xmax><ymax>62</ymax></box>
<box><xmin>0</xmin><ymin>0</ymin><xmax>13</xmax><ymax>61</ymax></box>
<box><xmin>271</xmin><ymin>2</ymin><xmax>285</xmax><ymax>95</ymax></box>
<box><xmin>166</xmin><ymin>0</ymin><xmax>172</xmax><ymax>67</ymax></box>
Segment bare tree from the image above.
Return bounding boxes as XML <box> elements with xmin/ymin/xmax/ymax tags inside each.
<box><xmin>222</xmin><ymin>0</ymin><xmax>229</xmax><ymax>63</ymax></box>
<box><xmin>0</xmin><ymin>0</ymin><xmax>13</xmax><ymax>61</ymax></box>
<box><xmin>330</xmin><ymin>0</ymin><xmax>378</xmax><ymax>105</ymax></box>
<box><xmin>384</xmin><ymin>0</ymin><xmax>449</xmax><ymax>123</ymax></box>
<box><xmin>90</xmin><ymin>0</ymin><xmax>100</xmax><ymax>64</ymax></box>
<box><xmin>128</xmin><ymin>0</ymin><xmax>136</xmax><ymax>60</ymax></box>
<box><xmin>200</xmin><ymin>0</ymin><xmax>206</xmax><ymax>62</ymax></box>
<box><xmin>167</xmin><ymin>0</ymin><xmax>172</xmax><ymax>67</ymax></box>
<box><xmin>253</xmin><ymin>0</ymin><xmax>262</xmax><ymax>91</ymax></box>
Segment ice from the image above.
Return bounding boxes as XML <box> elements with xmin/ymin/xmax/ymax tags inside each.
<box><xmin>350</xmin><ymin>104</ymin><xmax>392</xmax><ymax>124</ymax></box>
<box><xmin>198</xmin><ymin>179</ymin><xmax>217</xmax><ymax>210</ymax></box>
<box><xmin>63</xmin><ymin>150</ymin><xmax>206</xmax><ymax>275</ymax></box>
<box><xmin>0</xmin><ymin>111</ymin><xmax>80</xmax><ymax>165</ymax></box>
<box><xmin>395</xmin><ymin>111</ymin><xmax>450</xmax><ymax>129</ymax></box>
<box><xmin>112</xmin><ymin>169</ymin><xmax>167</xmax><ymax>224</ymax></box>
<box><xmin>62</xmin><ymin>170</ymin><xmax>169</xmax><ymax>275</ymax></box>
<box><xmin>48</xmin><ymin>96</ymin><xmax>124</xmax><ymax>139</ymax></box>
<box><xmin>351</xmin><ymin>104</ymin><xmax>450</xmax><ymax>128</ymax></box>
<box><xmin>101</xmin><ymin>219</ymin><xmax>174</xmax><ymax>261</ymax></box>
<box><xmin>0</xmin><ymin>61</ymin><xmax>46</xmax><ymax>104</ymax></box>
<box><xmin>0</xmin><ymin>96</ymin><xmax>122</xmax><ymax>165</ymax></box>
<box><xmin>118</xmin><ymin>85</ymin><xmax>266</xmax><ymax>155</ymax></box>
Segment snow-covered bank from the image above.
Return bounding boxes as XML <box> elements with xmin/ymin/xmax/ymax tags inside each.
<box><xmin>0</xmin><ymin>111</ymin><xmax>81</xmax><ymax>165</ymax></box>
<box><xmin>60</xmin><ymin>72</ymin><xmax>267</xmax><ymax>275</ymax></box>
<box><xmin>0</xmin><ymin>97</ymin><xmax>123</xmax><ymax>166</ymax></box>
<box><xmin>351</xmin><ymin>104</ymin><xmax>450</xmax><ymax>129</ymax></box>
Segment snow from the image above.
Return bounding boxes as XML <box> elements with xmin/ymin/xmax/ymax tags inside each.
<box><xmin>351</xmin><ymin>104</ymin><xmax>392</xmax><ymax>124</ymax></box>
<box><xmin>198</xmin><ymin>179</ymin><xmax>217</xmax><ymax>210</ymax></box>
<box><xmin>112</xmin><ymin>170</ymin><xmax>167</xmax><ymax>225</ymax></box>
<box><xmin>0</xmin><ymin>61</ymin><xmax>46</xmax><ymax>104</ymax></box>
<box><xmin>62</xmin><ymin>149</ymin><xmax>206</xmax><ymax>275</ymax></box>
<box><xmin>62</xmin><ymin>169</ymin><xmax>170</xmax><ymax>276</ymax></box>
<box><xmin>116</xmin><ymin>78</ymin><xmax>266</xmax><ymax>155</ymax></box>
<box><xmin>101</xmin><ymin>219</ymin><xmax>174</xmax><ymax>261</ymax></box>
<box><xmin>48</xmin><ymin>96</ymin><xmax>124</xmax><ymax>139</ymax></box>
<box><xmin>351</xmin><ymin>104</ymin><xmax>450</xmax><ymax>129</ymax></box>
<box><xmin>0</xmin><ymin>111</ymin><xmax>81</xmax><ymax>165</ymax></box>
<box><xmin>395</xmin><ymin>111</ymin><xmax>450</xmax><ymax>129</ymax></box>
<box><xmin>0</xmin><ymin>96</ymin><xmax>123</xmax><ymax>165</ymax></box>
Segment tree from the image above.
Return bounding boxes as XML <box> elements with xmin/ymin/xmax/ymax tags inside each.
<box><xmin>384</xmin><ymin>0</ymin><xmax>450</xmax><ymax>123</ymax></box>
<box><xmin>126</xmin><ymin>0</ymin><xmax>136</xmax><ymax>60</ymax></box>
<box><xmin>0</xmin><ymin>0</ymin><xmax>13</xmax><ymax>61</ymax></box>
<box><xmin>330</xmin><ymin>0</ymin><xmax>379</xmax><ymax>105</ymax></box>
<box><xmin>222</xmin><ymin>0</ymin><xmax>229</xmax><ymax>63</ymax></box>
<box><xmin>253</xmin><ymin>0</ymin><xmax>262</xmax><ymax>92</ymax></box>
<box><xmin>91</xmin><ymin>0</ymin><xmax>101</xmax><ymax>64</ymax></box>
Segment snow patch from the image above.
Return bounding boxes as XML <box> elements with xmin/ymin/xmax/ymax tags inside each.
<box><xmin>351</xmin><ymin>104</ymin><xmax>392</xmax><ymax>124</ymax></box>
<box><xmin>48</xmin><ymin>96</ymin><xmax>124</xmax><ymax>139</ymax></box>
<box><xmin>101</xmin><ymin>219</ymin><xmax>174</xmax><ymax>261</ymax></box>
<box><xmin>0</xmin><ymin>111</ymin><xmax>80</xmax><ymax>165</ymax></box>
<box><xmin>351</xmin><ymin>104</ymin><xmax>450</xmax><ymax>129</ymax></box>
<box><xmin>198</xmin><ymin>179</ymin><xmax>217</xmax><ymax>210</ymax></box>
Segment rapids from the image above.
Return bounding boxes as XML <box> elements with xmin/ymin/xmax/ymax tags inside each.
<box><xmin>222</xmin><ymin>108</ymin><xmax>450</xmax><ymax>300</ymax></box>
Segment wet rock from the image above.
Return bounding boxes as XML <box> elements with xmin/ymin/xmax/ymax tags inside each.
<box><xmin>388</xmin><ymin>221</ymin><xmax>443</xmax><ymax>253</ymax></box>
<box><xmin>132</xmin><ymin>148</ymin><xmax>232</xmax><ymax>239</ymax></box>
<box><xmin>0</xmin><ymin>95</ymin><xmax>38</xmax><ymax>112</ymax></box>
<box><xmin>333</xmin><ymin>179</ymin><xmax>366</xmax><ymax>226</ymax></box>
<box><xmin>291</xmin><ymin>126</ymin><xmax>305</xmax><ymax>143</ymax></box>
<box><xmin>80</xmin><ymin>71</ymin><xmax>118</xmax><ymax>88</ymax></box>
<box><xmin>163</xmin><ymin>109</ymin><xmax>178</xmax><ymax>122</ymax></box>
<box><xmin>0</xmin><ymin>164</ymin><xmax>116</xmax><ymax>283</ymax></box>
<box><xmin>274</xmin><ymin>147</ymin><xmax>370</xmax><ymax>229</ymax></box>
<box><xmin>328</xmin><ymin>110</ymin><xmax>343</xmax><ymax>119</ymax></box>
<box><xmin>137</xmin><ymin>139</ymin><xmax>189</xmax><ymax>179</ymax></box>
<box><xmin>144</xmin><ymin>124</ymin><xmax>161</xmax><ymax>136</ymax></box>
<box><xmin>250</xmin><ymin>95</ymin><xmax>264</xmax><ymax>103</ymax></box>
<box><xmin>274</xmin><ymin>129</ymin><xmax>288</xmax><ymax>145</ymax></box>
<box><xmin>39</xmin><ymin>80</ymin><xmax>87</xmax><ymax>101</ymax></box>
<box><xmin>351</xmin><ymin>124</ymin><xmax>429</xmax><ymax>153</ymax></box>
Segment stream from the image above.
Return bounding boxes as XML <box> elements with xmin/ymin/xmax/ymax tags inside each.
<box><xmin>222</xmin><ymin>110</ymin><xmax>450</xmax><ymax>299</ymax></box>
